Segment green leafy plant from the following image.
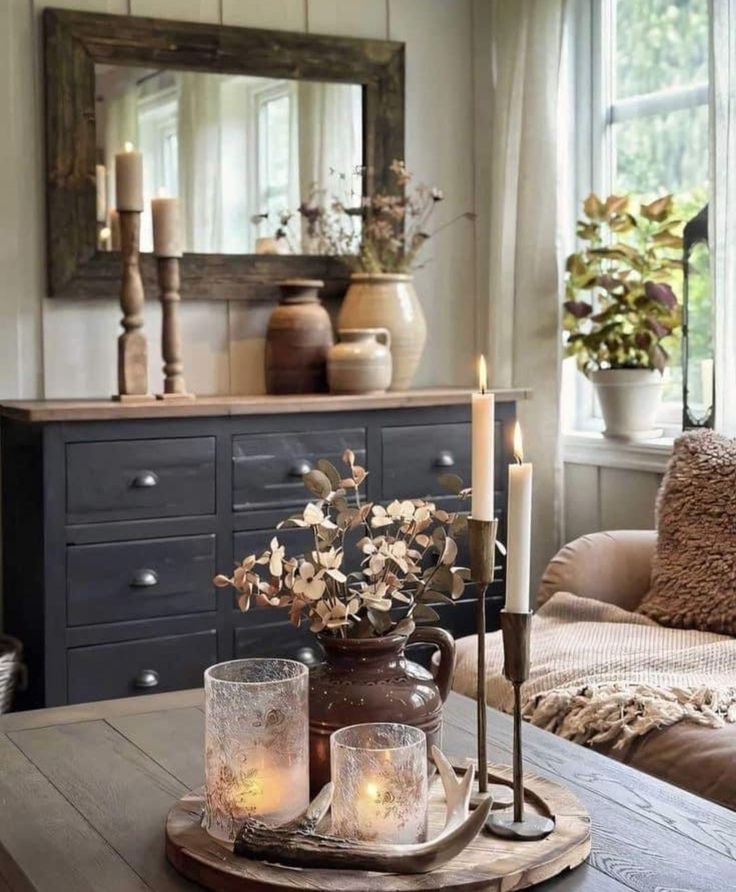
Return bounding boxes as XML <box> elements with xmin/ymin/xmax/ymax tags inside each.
<box><xmin>563</xmin><ymin>193</ymin><xmax>684</xmax><ymax>375</ymax></box>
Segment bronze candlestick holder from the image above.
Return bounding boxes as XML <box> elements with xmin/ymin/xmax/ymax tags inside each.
<box><xmin>467</xmin><ymin>518</ymin><xmax>513</xmax><ymax>811</ymax></box>
<box><xmin>114</xmin><ymin>209</ymin><xmax>154</xmax><ymax>402</ymax></box>
<box><xmin>487</xmin><ymin>609</ymin><xmax>555</xmax><ymax>841</ymax></box>
<box><xmin>156</xmin><ymin>256</ymin><xmax>195</xmax><ymax>401</ymax></box>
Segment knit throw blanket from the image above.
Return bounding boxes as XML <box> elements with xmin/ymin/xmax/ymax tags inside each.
<box><xmin>453</xmin><ymin>592</ymin><xmax>736</xmax><ymax>749</ymax></box>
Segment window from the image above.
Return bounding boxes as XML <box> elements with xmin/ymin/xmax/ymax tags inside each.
<box><xmin>568</xmin><ymin>0</ymin><xmax>709</xmax><ymax>435</ymax></box>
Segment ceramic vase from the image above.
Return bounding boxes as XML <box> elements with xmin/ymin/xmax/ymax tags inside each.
<box><xmin>327</xmin><ymin>328</ymin><xmax>392</xmax><ymax>394</ymax></box>
<box><xmin>265</xmin><ymin>279</ymin><xmax>333</xmax><ymax>394</ymax></box>
<box><xmin>308</xmin><ymin>629</ymin><xmax>455</xmax><ymax>795</ymax></box>
<box><xmin>590</xmin><ymin>368</ymin><xmax>664</xmax><ymax>441</ymax></box>
<box><xmin>337</xmin><ymin>273</ymin><xmax>427</xmax><ymax>391</ymax></box>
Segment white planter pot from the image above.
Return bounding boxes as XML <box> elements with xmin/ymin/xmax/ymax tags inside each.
<box><xmin>590</xmin><ymin>369</ymin><xmax>664</xmax><ymax>441</ymax></box>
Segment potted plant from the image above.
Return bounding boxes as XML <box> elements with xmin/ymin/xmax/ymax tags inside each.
<box><xmin>564</xmin><ymin>193</ymin><xmax>683</xmax><ymax>440</ymax></box>
<box><xmin>215</xmin><ymin>450</ymin><xmax>466</xmax><ymax>792</ymax></box>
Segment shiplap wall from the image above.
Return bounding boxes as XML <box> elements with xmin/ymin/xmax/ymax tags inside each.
<box><xmin>564</xmin><ymin>463</ymin><xmax>661</xmax><ymax>543</ymax></box>
<box><xmin>0</xmin><ymin>0</ymin><xmax>478</xmax><ymax>400</ymax></box>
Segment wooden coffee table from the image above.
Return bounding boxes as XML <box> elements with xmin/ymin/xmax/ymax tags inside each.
<box><xmin>0</xmin><ymin>690</ymin><xmax>733</xmax><ymax>891</ymax></box>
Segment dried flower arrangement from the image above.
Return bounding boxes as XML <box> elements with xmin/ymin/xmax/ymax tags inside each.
<box><xmin>215</xmin><ymin>451</ymin><xmax>469</xmax><ymax>639</ymax></box>
<box><xmin>255</xmin><ymin>161</ymin><xmax>472</xmax><ymax>274</ymax></box>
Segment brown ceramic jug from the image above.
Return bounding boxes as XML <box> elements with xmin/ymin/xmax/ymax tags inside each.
<box><xmin>265</xmin><ymin>279</ymin><xmax>333</xmax><ymax>394</ymax></box>
<box><xmin>308</xmin><ymin>628</ymin><xmax>456</xmax><ymax>794</ymax></box>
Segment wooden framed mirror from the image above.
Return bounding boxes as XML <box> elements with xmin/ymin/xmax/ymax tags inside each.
<box><xmin>44</xmin><ymin>8</ymin><xmax>404</xmax><ymax>301</ymax></box>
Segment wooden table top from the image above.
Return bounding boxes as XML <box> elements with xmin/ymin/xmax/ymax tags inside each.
<box><xmin>0</xmin><ymin>388</ymin><xmax>529</xmax><ymax>423</ymax></box>
<box><xmin>0</xmin><ymin>689</ymin><xmax>733</xmax><ymax>891</ymax></box>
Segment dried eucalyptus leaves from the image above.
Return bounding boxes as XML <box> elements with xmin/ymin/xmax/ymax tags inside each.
<box><xmin>215</xmin><ymin>450</ymin><xmax>469</xmax><ymax>638</ymax></box>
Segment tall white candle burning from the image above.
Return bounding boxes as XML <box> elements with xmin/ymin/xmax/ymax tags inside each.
<box><xmin>506</xmin><ymin>422</ymin><xmax>532</xmax><ymax>613</ymax></box>
<box><xmin>471</xmin><ymin>355</ymin><xmax>495</xmax><ymax>521</ymax></box>
<box><xmin>115</xmin><ymin>141</ymin><xmax>143</xmax><ymax>212</ymax></box>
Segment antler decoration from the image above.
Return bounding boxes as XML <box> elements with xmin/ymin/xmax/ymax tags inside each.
<box><xmin>233</xmin><ymin>747</ymin><xmax>494</xmax><ymax>875</ymax></box>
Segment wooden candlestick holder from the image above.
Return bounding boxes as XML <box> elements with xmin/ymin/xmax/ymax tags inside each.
<box><xmin>486</xmin><ymin>610</ymin><xmax>555</xmax><ymax>841</ymax></box>
<box><xmin>467</xmin><ymin>518</ymin><xmax>512</xmax><ymax>811</ymax></box>
<box><xmin>114</xmin><ymin>210</ymin><xmax>154</xmax><ymax>402</ymax></box>
<box><xmin>156</xmin><ymin>256</ymin><xmax>195</xmax><ymax>401</ymax></box>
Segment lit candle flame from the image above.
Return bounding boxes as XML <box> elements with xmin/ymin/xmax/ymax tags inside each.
<box><xmin>156</xmin><ymin>186</ymin><xmax>167</xmax><ymax>198</ymax></box>
<box><xmin>478</xmin><ymin>354</ymin><xmax>488</xmax><ymax>395</ymax></box>
<box><xmin>513</xmin><ymin>421</ymin><xmax>524</xmax><ymax>464</ymax></box>
<box><xmin>124</xmin><ymin>141</ymin><xmax>134</xmax><ymax>152</ymax></box>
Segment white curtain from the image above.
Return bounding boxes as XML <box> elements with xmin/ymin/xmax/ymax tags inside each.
<box><xmin>710</xmin><ymin>0</ymin><xmax>736</xmax><ymax>434</ymax></box>
<box><xmin>297</xmin><ymin>82</ymin><xmax>362</xmax><ymax>250</ymax></box>
<box><xmin>479</xmin><ymin>0</ymin><xmax>569</xmax><ymax>592</ymax></box>
<box><xmin>178</xmin><ymin>73</ymin><xmax>223</xmax><ymax>253</ymax></box>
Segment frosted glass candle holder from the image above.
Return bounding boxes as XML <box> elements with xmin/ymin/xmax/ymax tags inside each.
<box><xmin>330</xmin><ymin>723</ymin><xmax>428</xmax><ymax>844</ymax></box>
<box><xmin>203</xmin><ymin>659</ymin><xmax>309</xmax><ymax>841</ymax></box>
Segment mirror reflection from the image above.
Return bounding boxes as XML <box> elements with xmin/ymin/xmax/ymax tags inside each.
<box><xmin>94</xmin><ymin>65</ymin><xmax>363</xmax><ymax>254</ymax></box>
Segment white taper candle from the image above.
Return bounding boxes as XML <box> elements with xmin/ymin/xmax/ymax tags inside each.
<box><xmin>505</xmin><ymin>422</ymin><xmax>532</xmax><ymax>613</ymax></box>
<box><xmin>471</xmin><ymin>355</ymin><xmax>495</xmax><ymax>522</ymax></box>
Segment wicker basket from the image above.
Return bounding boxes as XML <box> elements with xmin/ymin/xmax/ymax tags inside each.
<box><xmin>0</xmin><ymin>636</ymin><xmax>24</xmax><ymax>714</ymax></box>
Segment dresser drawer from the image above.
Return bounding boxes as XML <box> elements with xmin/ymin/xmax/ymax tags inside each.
<box><xmin>234</xmin><ymin>620</ymin><xmax>320</xmax><ymax>665</ymax></box>
<box><xmin>381</xmin><ymin>421</ymin><xmax>504</xmax><ymax>501</ymax></box>
<box><xmin>67</xmin><ymin>534</ymin><xmax>216</xmax><ymax>626</ymax></box>
<box><xmin>232</xmin><ymin>429</ymin><xmax>365</xmax><ymax>511</ymax></box>
<box><xmin>67</xmin><ymin>629</ymin><xmax>217</xmax><ymax>704</ymax></box>
<box><xmin>66</xmin><ymin>437</ymin><xmax>216</xmax><ymax>523</ymax></box>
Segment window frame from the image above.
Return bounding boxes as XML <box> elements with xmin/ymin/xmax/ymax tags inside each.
<box><xmin>568</xmin><ymin>0</ymin><xmax>708</xmax><ymax>438</ymax></box>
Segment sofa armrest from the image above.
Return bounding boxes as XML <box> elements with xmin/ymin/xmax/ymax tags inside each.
<box><xmin>537</xmin><ymin>530</ymin><xmax>656</xmax><ymax>612</ymax></box>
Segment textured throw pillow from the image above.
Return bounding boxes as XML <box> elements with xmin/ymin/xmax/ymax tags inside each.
<box><xmin>639</xmin><ymin>430</ymin><xmax>736</xmax><ymax>635</ymax></box>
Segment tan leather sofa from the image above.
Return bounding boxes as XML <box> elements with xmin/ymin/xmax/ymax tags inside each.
<box><xmin>535</xmin><ymin>530</ymin><xmax>735</xmax><ymax>811</ymax></box>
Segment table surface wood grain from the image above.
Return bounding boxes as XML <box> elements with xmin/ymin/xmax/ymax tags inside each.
<box><xmin>0</xmin><ymin>689</ymin><xmax>733</xmax><ymax>891</ymax></box>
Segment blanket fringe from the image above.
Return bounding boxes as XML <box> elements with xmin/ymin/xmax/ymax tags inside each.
<box><xmin>523</xmin><ymin>683</ymin><xmax>736</xmax><ymax>750</ymax></box>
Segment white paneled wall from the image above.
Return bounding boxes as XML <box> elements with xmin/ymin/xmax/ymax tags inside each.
<box><xmin>564</xmin><ymin>463</ymin><xmax>661</xmax><ymax>545</ymax></box>
<box><xmin>0</xmin><ymin>0</ymin><xmax>478</xmax><ymax>400</ymax></box>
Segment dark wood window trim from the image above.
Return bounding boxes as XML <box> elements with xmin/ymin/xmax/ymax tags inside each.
<box><xmin>44</xmin><ymin>8</ymin><xmax>405</xmax><ymax>302</ymax></box>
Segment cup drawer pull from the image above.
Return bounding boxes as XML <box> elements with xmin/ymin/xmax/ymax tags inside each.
<box><xmin>433</xmin><ymin>450</ymin><xmax>455</xmax><ymax>468</ymax></box>
<box><xmin>134</xmin><ymin>669</ymin><xmax>160</xmax><ymax>689</ymax></box>
<box><xmin>130</xmin><ymin>569</ymin><xmax>159</xmax><ymax>588</ymax></box>
<box><xmin>131</xmin><ymin>471</ymin><xmax>159</xmax><ymax>489</ymax></box>
<box><xmin>289</xmin><ymin>460</ymin><xmax>312</xmax><ymax>478</ymax></box>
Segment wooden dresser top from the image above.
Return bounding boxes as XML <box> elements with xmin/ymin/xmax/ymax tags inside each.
<box><xmin>0</xmin><ymin>388</ymin><xmax>529</xmax><ymax>423</ymax></box>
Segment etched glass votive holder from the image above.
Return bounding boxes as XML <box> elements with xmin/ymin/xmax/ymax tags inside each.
<box><xmin>330</xmin><ymin>722</ymin><xmax>428</xmax><ymax>844</ymax></box>
<box><xmin>203</xmin><ymin>659</ymin><xmax>309</xmax><ymax>841</ymax></box>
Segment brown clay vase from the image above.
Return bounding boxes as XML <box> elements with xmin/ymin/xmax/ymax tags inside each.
<box><xmin>265</xmin><ymin>279</ymin><xmax>334</xmax><ymax>394</ymax></box>
<box><xmin>308</xmin><ymin>628</ymin><xmax>456</xmax><ymax>794</ymax></box>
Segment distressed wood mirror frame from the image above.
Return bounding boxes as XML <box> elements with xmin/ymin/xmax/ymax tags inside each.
<box><xmin>44</xmin><ymin>8</ymin><xmax>405</xmax><ymax>301</ymax></box>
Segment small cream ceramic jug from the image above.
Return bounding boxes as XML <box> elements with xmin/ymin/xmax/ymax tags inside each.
<box><xmin>327</xmin><ymin>328</ymin><xmax>392</xmax><ymax>395</ymax></box>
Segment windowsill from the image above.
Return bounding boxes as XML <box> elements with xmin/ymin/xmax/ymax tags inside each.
<box><xmin>563</xmin><ymin>430</ymin><xmax>674</xmax><ymax>472</ymax></box>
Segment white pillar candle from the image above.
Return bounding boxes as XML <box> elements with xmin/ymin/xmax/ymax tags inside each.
<box><xmin>151</xmin><ymin>190</ymin><xmax>182</xmax><ymax>257</ymax></box>
<box><xmin>506</xmin><ymin>422</ymin><xmax>532</xmax><ymax>613</ymax></box>
<box><xmin>115</xmin><ymin>142</ymin><xmax>143</xmax><ymax>212</ymax></box>
<box><xmin>95</xmin><ymin>164</ymin><xmax>107</xmax><ymax>223</ymax></box>
<box><xmin>471</xmin><ymin>354</ymin><xmax>495</xmax><ymax>521</ymax></box>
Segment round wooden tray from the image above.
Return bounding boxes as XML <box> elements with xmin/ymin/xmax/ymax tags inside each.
<box><xmin>165</xmin><ymin>760</ymin><xmax>591</xmax><ymax>891</ymax></box>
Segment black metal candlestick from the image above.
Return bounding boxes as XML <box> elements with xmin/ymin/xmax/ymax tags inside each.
<box><xmin>487</xmin><ymin>610</ymin><xmax>555</xmax><ymax>840</ymax></box>
<box><xmin>467</xmin><ymin>518</ymin><xmax>513</xmax><ymax>811</ymax></box>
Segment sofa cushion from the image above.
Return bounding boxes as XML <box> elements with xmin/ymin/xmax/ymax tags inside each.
<box><xmin>639</xmin><ymin>430</ymin><xmax>736</xmax><ymax>636</ymax></box>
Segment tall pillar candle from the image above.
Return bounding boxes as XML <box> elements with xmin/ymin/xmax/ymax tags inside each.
<box><xmin>506</xmin><ymin>422</ymin><xmax>532</xmax><ymax>613</ymax></box>
<box><xmin>115</xmin><ymin>142</ymin><xmax>143</xmax><ymax>212</ymax></box>
<box><xmin>151</xmin><ymin>192</ymin><xmax>182</xmax><ymax>258</ymax></box>
<box><xmin>471</xmin><ymin>354</ymin><xmax>495</xmax><ymax>521</ymax></box>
